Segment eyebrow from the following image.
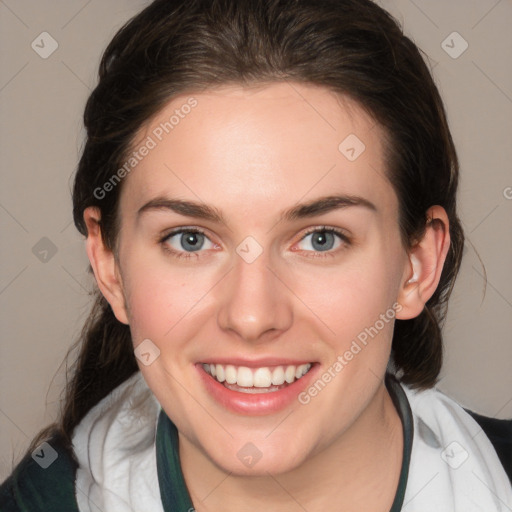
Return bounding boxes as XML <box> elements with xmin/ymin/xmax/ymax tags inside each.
<box><xmin>137</xmin><ymin>194</ymin><xmax>377</xmax><ymax>224</ymax></box>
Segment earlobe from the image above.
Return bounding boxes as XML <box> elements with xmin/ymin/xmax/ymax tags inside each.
<box><xmin>84</xmin><ymin>207</ymin><xmax>129</xmax><ymax>325</ymax></box>
<box><xmin>396</xmin><ymin>206</ymin><xmax>451</xmax><ymax>320</ymax></box>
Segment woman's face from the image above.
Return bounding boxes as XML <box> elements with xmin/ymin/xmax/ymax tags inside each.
<box><xmin>114</xmin><ymin>82</ymin><xmax>411</xmax><ymax>474</ymax></box>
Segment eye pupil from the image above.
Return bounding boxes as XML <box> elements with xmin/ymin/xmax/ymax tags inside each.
<box><xmin>315</xmin><ymin>233</ymin><xmax>327</xmax><ymax>245</ymax></box>
<box><xmin>181</xmin><ymin>232</ymin><xmax>203</xmax><ymax>251</ymax></box>
<box><xmin>312</xmin><ymin>231</ymin><xmax>334</xmax><ymax>251</ymax></box>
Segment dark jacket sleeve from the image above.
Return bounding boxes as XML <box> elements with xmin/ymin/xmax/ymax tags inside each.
<box><xmin>464</xmin><ymin>408</ymin><xmax>512</xmax><ymax>486</ymax></box>
<box><xmin>0</xmin><ymin>432</ymin><xmax>80</xmax><ymax>512</ymax></box>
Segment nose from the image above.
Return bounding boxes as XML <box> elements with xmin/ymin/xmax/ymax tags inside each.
<box><xmin>216</xmin><ymin>248</ymin><xmax>293</xmax><ymax>343</ymax></box>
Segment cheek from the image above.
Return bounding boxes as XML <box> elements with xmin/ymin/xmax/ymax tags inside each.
<box><xmin>122</xmin><ymin>255</ymin><xmax>217</xmax><ymax>347</ymax></box>
<box><xmin>292</xmin><ymin>253</ymin><xmax>398</xmax><ymax>346</ymax></box>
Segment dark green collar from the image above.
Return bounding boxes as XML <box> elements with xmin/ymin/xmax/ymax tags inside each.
<box><xmin>156</xmin><ymin>372</ymin><xmax>413</xmax><ymax>511</ymax></box>
<box><xmin>156</xmin><ymin>412</ymin><xmax>195</xmax><ymax>511</ymax></box>
<box><xmin>386</xmin><ymin>372</ymin><xmax>414</xmax><ymax>512</ymax></box>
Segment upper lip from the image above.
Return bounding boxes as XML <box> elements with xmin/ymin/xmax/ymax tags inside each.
<box><xmin>198</xmin><ymin>358</ymin><xmax>315</xmax><ymax>368</ymax></box>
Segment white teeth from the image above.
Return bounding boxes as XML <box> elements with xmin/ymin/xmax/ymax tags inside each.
<box><xmin>271</xmin><ymin>366</ymin><xmax>285</xmax><ymax>385</ymax></box>
<box><xmin>284</xmin><ymin>365</ymin><xmax>296</xmax><ymax>383</ymax></box>
<box><xmin>297</xmin><ymin>363</ymin><xmax>309</xmax><ymax>377</ymax></box>
<box><xmin>225</xmin><ymin>365</ymin><xmax>237</xmax><ymax>384</ymax></box>
<box><xmin>253</xmin><ymin>367</ymin><xmax>272</xmax><ymax>387</ymax></box>
<box><xmin>215</xmin><ymin>364</ymin><xmax>225</xmax><ymax>382</ymax></box>
<box><xmin>237</xmin><ymin>367</ymin><xmax>253</xmax><ymax>387</ymax></box>
<box><xmin>202</xmin><ymin>362</ymin><xmax>312</xmax><ymax>388</ymax></box>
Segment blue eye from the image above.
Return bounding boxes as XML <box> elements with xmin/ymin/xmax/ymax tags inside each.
<box><xmin>297</xmin><ymin>228</ymin><xmax>349</xmax><ymax>255</ymax></box>
<box><xmin>161</xmin><ymin>228</ymin><xmax>215</xmax><ymax>258</ymax></box>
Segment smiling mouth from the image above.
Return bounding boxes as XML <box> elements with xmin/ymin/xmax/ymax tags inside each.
<box><xmin>201</xmin><ymin>362</ymin><xmax>313</xmax><ymax>393</ymax></box>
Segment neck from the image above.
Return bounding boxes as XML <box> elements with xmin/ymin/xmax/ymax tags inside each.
<box><xmin>179</xmin><ymin>380</ymin><xmax>403</xmax><ymax>512</ymax></box>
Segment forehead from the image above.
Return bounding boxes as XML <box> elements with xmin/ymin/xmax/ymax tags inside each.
<box><xmin>120</xmin><ymin>82</ymin><xmax>397</xmax><ymax>222</ymax></box>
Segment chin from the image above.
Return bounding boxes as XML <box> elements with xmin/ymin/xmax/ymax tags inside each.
<box><xmin>200</xmin><ymin>435</ymin><xmax>312</xmax><ymax>477</ymax></box>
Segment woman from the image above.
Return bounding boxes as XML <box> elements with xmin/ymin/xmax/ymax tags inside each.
<box><xmin>1</xmin><ymin>0</ymin><xmax>511</xmax><ymax>510</ymax></box>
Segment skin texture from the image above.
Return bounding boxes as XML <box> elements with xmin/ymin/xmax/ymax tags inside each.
<box><xmin>84</xmin><ymin>82</ymin><xmax>450</xmax><ymax>511</ymax></box>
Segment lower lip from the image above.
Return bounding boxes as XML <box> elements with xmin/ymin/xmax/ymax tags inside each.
<box><xmin>196</xmin><ymin>363</ymin><xmax>319</xmax><ymax>415</ymax></box>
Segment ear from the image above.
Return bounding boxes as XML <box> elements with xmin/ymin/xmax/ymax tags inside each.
<box><xmin>84</xmin><ymin>207</ymin><xmax>129</xmax><ymax>325</ymax></box>
<box><xmin>396</xmin><ymin>205</ymin><xmax>451</xmax><ymax>320</ymax></box>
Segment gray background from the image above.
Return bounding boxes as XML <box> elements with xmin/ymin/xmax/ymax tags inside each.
<box><xmin>1</xmin><ymin>0</ymin><xmax>511</xmax><ymax>479</ymax></box>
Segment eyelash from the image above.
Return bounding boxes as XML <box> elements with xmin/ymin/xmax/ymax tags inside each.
<box><xmin>159</xmin><ymin>226</ymin><xmax>351</xmax><ymax>260</ymax></box>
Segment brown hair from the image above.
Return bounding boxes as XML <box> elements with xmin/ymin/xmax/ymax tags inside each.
<box><xmin>26</xmin><ymin>0</ymin><xmax>464</xmax><ymax>457</ymax></box>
